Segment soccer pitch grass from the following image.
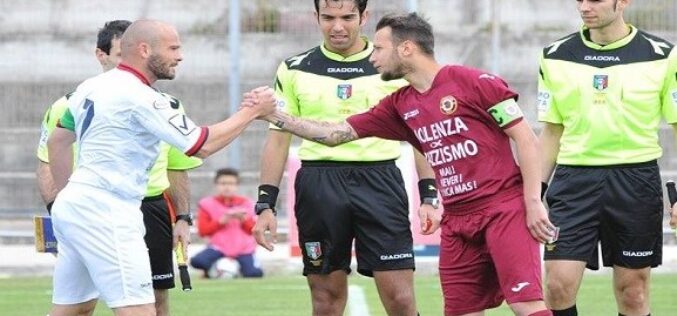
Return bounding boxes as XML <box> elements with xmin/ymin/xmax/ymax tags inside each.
<box><xmin>2</xmin><ymin>274</ymin><xmax>677</xmax><ymax>315</ymax></box>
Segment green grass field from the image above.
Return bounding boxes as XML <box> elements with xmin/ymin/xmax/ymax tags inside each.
<box><xmin>1</xmin><ymin>274</ymin><xmax>676</xmax><ymax>315</ymax></box>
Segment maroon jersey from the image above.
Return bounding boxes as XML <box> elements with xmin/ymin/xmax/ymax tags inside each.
<box><xmin>347</xmin><ymin>65</ymin><xmax>524</xmax><ymax>213</ymax></box>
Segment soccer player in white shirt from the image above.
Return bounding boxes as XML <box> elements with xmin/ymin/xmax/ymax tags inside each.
<box><xmin>47</xmin><ymin>20</ymin><xmax>275</xmax><ymax>316</ymax></box>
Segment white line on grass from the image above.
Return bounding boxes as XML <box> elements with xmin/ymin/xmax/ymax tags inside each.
<box><xmin>348</xmin><ymin>285</ymin><xmax>370</xmax><ymax>316</ymax></box>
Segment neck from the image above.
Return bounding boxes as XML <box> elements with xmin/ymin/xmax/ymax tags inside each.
<box><xmin>119</xmin><ymin>60</ymin><xmax>156</xmax><ymax>85</ymax></box>
<box><xmin>405</xmin><ymin>56</ymin><xmax>442</xmax><ymax>93</ymax></box>
<box><xmin>589</xmin><ymin>19</ymin><xmax>629</xmax><ymax>45</ymax></box>
<box><xmin>329</xmin><ymin>36</ymin><xmax>366</xmax><ymax>58</ymax></box>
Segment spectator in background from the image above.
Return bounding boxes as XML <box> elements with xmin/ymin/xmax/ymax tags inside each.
<box><xmin>190</xmin><ymin>168</ymin><xmax>264</xmax><ymax>278</ymax></box>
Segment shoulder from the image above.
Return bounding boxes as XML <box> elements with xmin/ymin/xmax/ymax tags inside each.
<box><xmin>634</xmin><ymin>29</ymin><xmax>674</xmax><ymax>58</ymax></box>
<box><xmin>158</xmin><ymin>92</ymin><xmax>183</xmax><ymax>110</ymax></box>
<box><xmin>282</xmin><ymin>46</ymin><xmax>322</xmax><ymax>70</ymax></box>
<box><xmin>541</xmin><ymin>31</ymin><xmax>582</xmax><ymax>60</ymax></box>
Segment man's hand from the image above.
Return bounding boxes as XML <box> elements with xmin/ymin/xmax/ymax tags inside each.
<box><xmin>670</xmin><ymin>204</ymin><xmax>677</xmax><ymax>230</ymax></box>
<box><xmin>252</xmin><ymin>210</ymin><xmax>277</xmax><ymax>251</ymax></box>
<box><xmin>241</xmin><ymin>86</ymin><xmax>276</xmax><ymax>118</ymax></box>
<box><xmin>173</xmin><ymin>219</ymin><xmax>191</xmax><ymax>259</ymax></box>
<box><xmin>418</xmin><ymin>204</ymin><xmax>441</xmax><ymax>235</ymax></box>
<box><xmin>526</xmin><ymin>200</ymin><xmax>556</xmax><ymax>243</ymax></box>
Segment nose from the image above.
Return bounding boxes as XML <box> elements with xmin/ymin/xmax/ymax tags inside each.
<box><xmin>331</xmin><ymin>20</ymin><xmax>344</xmax><ymax>33</ymax></box>
<box><xmin>368</xmin><ymin>53</ymin><xmax>375</xmax><ymax>63</ymax></box>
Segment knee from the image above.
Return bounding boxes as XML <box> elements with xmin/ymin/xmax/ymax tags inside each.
<box><xmin>309</xmin><ymin>284</ymin><xmax>345</xmax><ymax>312</ymax></box>
<box><xmin>618</xmin><ymin>286</ymin><xmax>647</xmax><ymax>310</ymax></box>
<box><xmin>385</xmin><ymin>290</ymin><xmax>415</xmax><ymax>311</ymax></box>
<box><xmin>546</xmin><ymin>278</ymin><xmax>576</xmax><ymax>304</ymax></box>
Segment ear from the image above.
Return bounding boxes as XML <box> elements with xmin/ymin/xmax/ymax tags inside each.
<box><xmin>95</xmin><ymin>48</ymin><xmax>107</xmax><ymax>64</ymax></box>
<box><xmin>139</xmin><ymin>43</ymin><xmax>151</xmax><ymax>59</ymax></box>
<box><xmin>359</xmin><ymin>9</ymin><xmax>369</xmax><ymax>28</ymax></box>
<box><xmin>618</xmin><ymin>0</ymin><xmax>630</xmax><ymax>11</ymax></box>
<box><xmin>398</xmin><ymin>40</ymin><xmax>415</xmax><ymax>57</ymax></box>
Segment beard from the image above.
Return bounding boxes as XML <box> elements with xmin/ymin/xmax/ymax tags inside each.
<box><xmin>148</xmin><ymin>54</ymin><xmax>175</xmax><ymax>80</ymax></box>
<box><xmin>380</xmin><ymin>62</ymin><xmax>409</xmax><ymax>81</ymax></box>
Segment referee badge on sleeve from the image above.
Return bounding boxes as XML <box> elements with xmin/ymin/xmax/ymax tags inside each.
<box><xmin>168</xmin><ymin>114</ymin><xmax>197</xmax><ymax>136</ymax></box>
<box><xmin>672</xmin><ymin>91</ymin><xmax>677</xmax><ymax>106</ymax></box>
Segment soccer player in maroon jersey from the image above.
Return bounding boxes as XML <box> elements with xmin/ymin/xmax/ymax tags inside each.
<box><xmin>246</xmin><ymin>12</ymin><xmax>556</xmax><ymax>316</ymax></box>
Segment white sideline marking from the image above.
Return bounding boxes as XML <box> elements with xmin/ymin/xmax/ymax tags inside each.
<box><xmin>348</xmin><ymin>285</ymin><xmax>370</xmax><ymax>316</ymax></box>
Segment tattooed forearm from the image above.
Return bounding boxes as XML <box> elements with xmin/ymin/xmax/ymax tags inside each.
<box><xmin>268</xmin><ymin>111</ymin><xmax>359</xmax><ymax>146</ymax></box>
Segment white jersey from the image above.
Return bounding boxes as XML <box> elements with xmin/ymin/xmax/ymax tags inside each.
<box><xmin>63</xmin><ymin>65</ymin><xmax>207</xmax><ymax>200</ymax></box>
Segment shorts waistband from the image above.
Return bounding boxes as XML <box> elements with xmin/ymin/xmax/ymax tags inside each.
<box><xmin>559</xmin><ymin>160</ymin><xmax>657</xmax><ymax>169</ymax></box>
<box><xmin>142</xmin><ymin>194</ymin><xmax>165</xmax><ymax>202</ymax></box>
<box><xmin>301</xmin><ymin>159</ymin><xmax>396</xmax><ymax>168</ymax></box>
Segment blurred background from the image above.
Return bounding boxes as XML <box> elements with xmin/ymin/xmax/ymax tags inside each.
<box><xmin>0</xmin><ymin>0</ymin><xmax>676</xmax><ymax>254</ymax></box>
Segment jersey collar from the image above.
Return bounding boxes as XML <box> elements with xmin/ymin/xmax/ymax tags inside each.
<box><xmin>320</xmin><ymin>36</ymin><xmax>373</xmax><ymax>62</ymax></box>
<box><xmin>580</xmin><ymin>24</ymin><xmax>637</xmax><ymax>51</ymax></box>
<box><xmin>117</xmin><ymin>63</ymin><xmax>151</xmax><ymax>86</ymax></box>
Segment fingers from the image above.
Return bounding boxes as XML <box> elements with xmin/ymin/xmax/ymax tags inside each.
<box><xmin>252</xmin><ymin>215</ymin><xmax>277</xmax><ymax>252</ymax></box>
<box><xmin>528</xmin><ymin>218</ymin><xmax>555</xmax><ymax>244</ymax></box>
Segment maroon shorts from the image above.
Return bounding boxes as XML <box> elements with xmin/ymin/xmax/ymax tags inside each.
<box><xmin>439</xmin><ymin>194</ymin><xmax>544</xmax><ymax>315</ymax></box>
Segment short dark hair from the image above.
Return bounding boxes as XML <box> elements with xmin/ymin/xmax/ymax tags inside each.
<box><xmin>376</xmin><ymin>13</ymin><xmax>434</xmax><ymax>56</ymax></box>
<box><xmin>314</xmin><ymin>0</ymin><xmax>368</xmax><ymax>16</ymax></box>
<box><xmin>96</xmin><ymin>20</ymin><xmax>131</xmax><ymax>55</ymax></box>
<box><xmin>214</xmin><ymin>168</ymin><xmax>240</xmax><ymax>182</ymax></box>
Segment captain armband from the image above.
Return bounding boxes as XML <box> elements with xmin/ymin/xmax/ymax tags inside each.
<box><xmin>487</xmin><ymin>99</ymin><xmax>523</xmax><ymax>128</ymax></box>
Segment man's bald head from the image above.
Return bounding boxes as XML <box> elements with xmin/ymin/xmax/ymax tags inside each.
<box><xmin>119</xmin><ymin>19</ymin><xmax>183</xmax><ymax>82</ymax></box>
<box><xmin>120</xmin><ymin>20</ymin><xmax>176</xmax><ymax>58</ymax></box>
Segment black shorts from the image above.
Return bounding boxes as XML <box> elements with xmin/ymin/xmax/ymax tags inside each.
<box><xmin>141</xmin><ymin>194</ymin><xmax>175</xmax><ymax>289</ymax></box>
<box><xmin>544</xmin><ymin>161</ymin><xmax>663</xmax><ymax>270</ymax></box>
<box><xmin>295</xmin><ymin>160</ymin><xmax>415</xmax><ymax>277</ymax></box>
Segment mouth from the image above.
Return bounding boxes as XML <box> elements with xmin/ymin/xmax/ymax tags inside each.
<box><xmin>330</xmin><ymin>35</ymin><xmax>348</xmax><ymax>41</ymax></box>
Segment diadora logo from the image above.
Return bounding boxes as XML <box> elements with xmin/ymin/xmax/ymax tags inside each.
<box><xmin>327</xmin><ymin>67</ymin><xmax>364</xmax><ymax>73</ymax></box>
<box><xmin>584</xmin><ymin>55</ymin><xmax>620</xmax><ymax>62</ymax></box>
<box><xmin>403</xmin><ymin>109</ymin><xmax>419</xmax><ymax>120</ymax></box>
<box><xmin>380</xmin><ymin>253</ymin><xmax>413</xmax><ymax>261</ymax></box>
<box><xmin>511</xmin><ymin>282</ymin><xmax>530</xmax><ymax>292</ymax></box>
<box><xmin>622</xmin><ymin>250</ymin><xmax>653</xmax><ymax>257</ymax></box>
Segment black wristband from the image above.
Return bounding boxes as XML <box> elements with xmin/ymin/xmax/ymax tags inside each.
<box><xmin>46</xmin><ymin>201</ymin><xmax>54</xmax><ymax>215</ymax></box>
<box><xmin>257</xmin><ymin>184</ymin><xmax>279</xmax><ymax>207</ymax></box>
<box><xmin>541</xmin><ymin>182</ymin><xmax>549</xmax><ymax>200</ymax></box>
<box><xmin>418</xmin><ymin>178</ymin><xmax>437</xmax><ymax>203</ymax></box>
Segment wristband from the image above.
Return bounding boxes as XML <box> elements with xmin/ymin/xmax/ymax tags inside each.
<box><xmin>541</xmin><ymin>182</ymin><xmax>549</xmax><ymax>200</ymax></box>
<box><xmin>46</xmin><ymin>201</ymin><xmax>54</xmax><ymax>215</ymax></box>
<box><xmin>257</xmin><ymin>185</ymin><xmax>279</xmax><ymax>207</ymax></box>
<box><xmin>418</xmin><ymin>178</ymin><xmax>437</xmax><ymax>203</ymax></box>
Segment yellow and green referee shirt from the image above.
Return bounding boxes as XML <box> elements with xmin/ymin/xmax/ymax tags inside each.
<box><xmin>272</xmin><ymin>37</ymin><xmax>408</xmax><ymax>161</ymax></box>
<box><xmin>37</xmin><ymin>93</ymin><xmax>202</xmax><ymax>197</ymax></box>
<box><xmin>538</xmin><ymin>25</ymin><xmax>677</xmax><ymax>166</ymax></box>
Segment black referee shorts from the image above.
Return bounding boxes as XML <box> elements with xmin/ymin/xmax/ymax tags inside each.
<box><xmin>294</xmin><ymin>160</ymin><xmax>415</xmax><ymax>277</ymax></box>
<box><xmin>544</xmin><ymin>161</ymin><xmax>663</xmax><ymax>270</ymax></box>
<box><xmin>141</xmin><ymin>194</ymin><xmax>175</xmax><ymax>289</ymax></box>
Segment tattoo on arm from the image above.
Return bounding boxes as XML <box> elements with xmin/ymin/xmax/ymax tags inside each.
<box><xmin>270</xmin><ymin>112</ymin><xmax>358</xmax><ymax>146</ymax></box>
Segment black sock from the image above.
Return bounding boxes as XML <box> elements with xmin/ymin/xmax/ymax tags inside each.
<box><xmin>552</xmin><ymin>304</ymin><xmax>577</xmax><ymax>316</ymax></box>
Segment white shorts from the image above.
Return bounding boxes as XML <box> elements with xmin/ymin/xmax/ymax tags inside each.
<box><xmin>51</xmin><ymin>182</ymin><xmax>154</xmax><ymax>308</ymax></box>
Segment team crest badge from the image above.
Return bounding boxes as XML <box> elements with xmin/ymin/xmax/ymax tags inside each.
<box><xmin>337</xmin><ymin>84</ymin><xmax>352</xmax><ymax>100</ymax></box>
<box><xmin>305</xmin><ymin>242</ymin><xmax>322</xmax><ymax>260</ymax></box>
<box><xmin>592</xmin><ymin>74</ymin><xmax>608</xmax><ymax>91</ymax></box>
<box><xmin>440</xmin><ymin>95</ymin><xmax>457</xmax><ymax>115</ymax></box>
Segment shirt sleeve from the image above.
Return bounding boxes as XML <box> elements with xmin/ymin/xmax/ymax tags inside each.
<box><xmin>56</xmin><ymin>108</ymin><xmax>76</xmax><ymax>132</ymax></box>
<box><xmin>269</xmin><ymin>62</ymin><xmax>300</xmax><ymax>130</ymax></box>
<box><xmin>661</xmin><ymin>47</ymin><xmax>677</xmax><ymax>123</ymax></box>
<box><xmin>37</xmin><ymin>104</ymin><xmax>56</xmax><ymax>162</ymax></box>
<box><xmin>537</xmin><ymin>52</ymin><xmax>563</xmax><ymax>124</ymax></box>
<box><xmin>132</xmin><ymin>94</ymin><xmax>208</xmax><ymax>157</ymax></box>
<box><xmin>196</xmin><ymin>206</ymin><xmax>221</xmax><ymax>237</ymax></box>
<box><xmin>162</xmin><ymin>96</ymin><xmax>204</xmax><ymax>169</ymax></box>
<box><xmin>346</xmin><ymin>94</ymin><xmax>421</xmax><ymax>150</ymax></box>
